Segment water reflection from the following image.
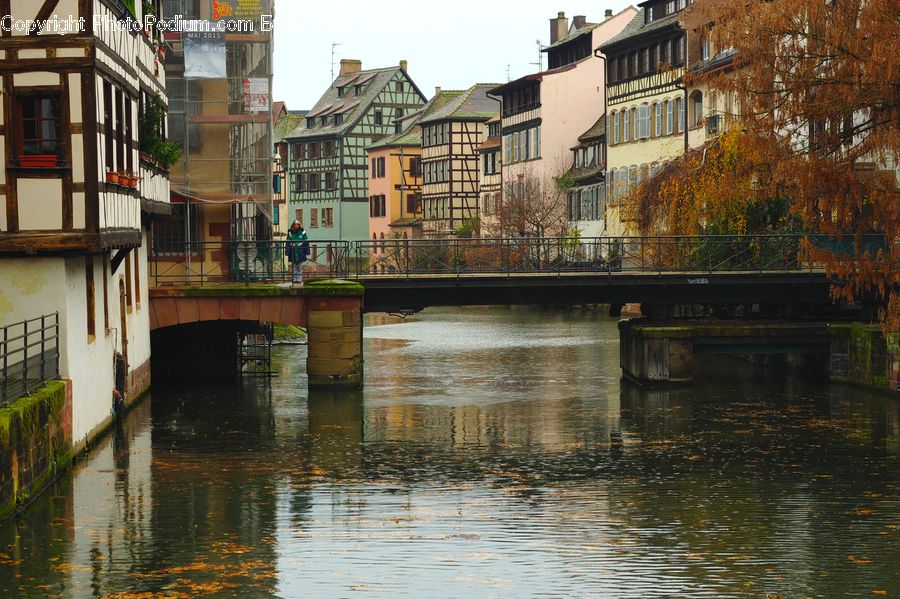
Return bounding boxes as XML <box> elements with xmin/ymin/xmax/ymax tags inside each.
<box><xmin>0</xmin><ymin>307</ymin><xmax>898</xmax><ymax>597</ymax></box>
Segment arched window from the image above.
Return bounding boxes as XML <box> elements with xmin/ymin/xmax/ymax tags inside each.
<box><xmin>675</xmin><ymin>97</ymin><xmax>684</xmax><ymax>133</ymax></box>
<box><xmin>629</xmin><ymin>166</ymin><xmax>638</xmax><ymax>191</ymax></box>
<box><xmin>623</xmin><ymin>109</ymin><xmax>630</xmax><ymax>142</ymax></box>
<box><xmin>638</xmin><ymin>104</ymin><xmax>650</xmax><ymax>139</ymax></box>
<box><xmin>611</xmin><ymin>111</ymin><xmax>619</xmax><ymax>144</ymax></box>
<box><xmin>690</xmin><ymin>90</ymin><xmax>703</xmax><ymax>128</ymax></box>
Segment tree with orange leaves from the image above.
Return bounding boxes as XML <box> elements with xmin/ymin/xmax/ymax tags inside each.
<box><xmin>627</xmin><ymin>0</ymin><xmax>899</xmax><ymax>325</ymax></box>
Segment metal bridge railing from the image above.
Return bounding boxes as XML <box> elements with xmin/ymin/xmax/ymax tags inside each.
<box><xmin>147</xmin><ymin>234</ymin><xmax>846</xmax><ymax>287</ymax></box>
<box><xmin>1</xmin><ymin>313</ymin><xmax>60</xmax><ymax>408</ymax></box>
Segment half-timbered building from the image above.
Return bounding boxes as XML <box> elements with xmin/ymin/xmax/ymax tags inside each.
<box><xmin>565</xmin><ymin>115</ymin><xmax>607</xmax><ymax>237</ymax></box>
<box><xmin>418</xmin><ymin>83</ymin><xmax>499</xmax><ymax>236</ymax></box>
<box><xmin>600</xmin><ymin>0</ymin><xmax>696</xmax><ymax>237</ymax></box>
<box><xmin>489</xmin><ymin>8</ymin><xmax>635</xmax><ymax>237</ymax></box>
<box><xmin>0</xmin><ymin>0</ymin><xmax>170</xmax><ymax>447</ymax></box>
<box><xmin>285</xmin><ymin>59</ymin><xmax>426</xmax><ymax>244</ymax></box>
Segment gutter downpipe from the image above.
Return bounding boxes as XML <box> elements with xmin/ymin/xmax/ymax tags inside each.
<box><xmin>592</xmin><ymin>47</ymin><xmax>608</xmax><ymax>233</ymax></box>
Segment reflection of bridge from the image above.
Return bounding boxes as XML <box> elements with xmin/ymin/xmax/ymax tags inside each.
<box><xmin>150</xmin><ymin>234</ymin><xmax>834</xmax><ymax>311</ymax></box>
<box><xmin>148</xmin><ymin>234</ymin><xmax>874</xmax><ymax>391</ymax></box>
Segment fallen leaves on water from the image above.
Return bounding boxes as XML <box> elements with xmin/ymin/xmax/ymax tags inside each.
<box><xmin>872</xmin><ymin>591</ymin><xmax>888</xmax><ymax>596</ymax></box>
<box><xmin>848</xmin><ymin>555</ymin><xmax>873</xmax><ymax>565</ymax></box>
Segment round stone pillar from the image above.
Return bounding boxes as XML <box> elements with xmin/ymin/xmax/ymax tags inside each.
<box><xmin>302</xmin><ymin>280</ymin><xmax>365</xmax><ymax>389</ymax></box>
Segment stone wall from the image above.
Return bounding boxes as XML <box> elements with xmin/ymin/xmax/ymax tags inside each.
<box><xmin>0</xmin><ymin>380</ymin><xmax>73</xmax><ymax>523</ymax></box>
<box><xmin>829</xmin><ymin>324</ymin><xmax>900</xmax><ymax>391</ymax></box>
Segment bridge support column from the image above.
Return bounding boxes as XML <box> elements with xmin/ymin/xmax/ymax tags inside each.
<box><xmin>619</xmin><ymin>319</ymin><xmax>694</xmax><ymax>385</ymax></box>
<box><xmin>303</xmin><ymin>280</ymin><xmax>365</xmax><ymax>390</ymax></box>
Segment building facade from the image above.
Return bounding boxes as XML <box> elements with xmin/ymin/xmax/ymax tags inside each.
<box><xmin>273</xmin><ymin>104</ymin><xmax>307</xmax><ymax>238</ymax></box>
<box><xmin>566</xmin><ymin>116</ymin><xmax>607</xmax><ymax>238</ymax></box>
<box><xmin>285</xmin><ymin>60</ymin><xmax>427</xmax><ymax>244</ymax></box>
<box><xmin>600</xmin><ymin>0</ymin><xmax>694</xmax><ymax>237</ymax></box>
<box><xmin>0</xmin><ymin>0</ymin><xmax>170</xmax><ymax>446</ymax></box>
<box><xmin>489</xmin><ymin>9</ymin><xmax>636</xmax><ymax>237</ymax></box>
<box><xmin>418</xmin><ymin>84</ymin><xmax>500</xmax><ymax>236</ymax></box>
<box><xmin>478</xmin><ymin>116</ymin><xmax>503</xmax><ymax>234</ymax></box>
<box><xmin>155</xmin><ymin>0</ymin><xmax>274</xmax><ymax>283</ymax></box>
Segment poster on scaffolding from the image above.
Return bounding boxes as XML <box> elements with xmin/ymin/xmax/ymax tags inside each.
<box><xmin>183</xmin><ymin>27</ymin><xmax>226</xmax><ymax>79</ymax></box>
<box><xmin>211</xmin><ymin>0</ymin><xmax>265</xmax><ymax>22</ymax></box>
<box><xmin>243</xmin><ymin>78</ymin><xmax>269</xmax><ymax>113</ymax></box>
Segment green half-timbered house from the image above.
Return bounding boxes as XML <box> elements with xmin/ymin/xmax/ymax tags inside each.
<box><xmin>285</xmin><ymin>60</ymin><xmax>426</xmax><ymax>244</ymax></box>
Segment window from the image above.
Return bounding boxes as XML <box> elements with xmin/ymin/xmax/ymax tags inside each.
<box><xmin>666</xmin><ymin>100</ymin><xmax>674</xmax><ymax>134</ymax></box>
<box><xmin>660</xmin><ymin>40</ymin><xmax>669</xmax><ymax>65</ymax></box>
<box><xmin>310</xmin><ymin>207</ymin><xmax>318</xmax><ymax>227</ymax></box>
<box><xmin>85</xmin><ymin>258</ymin><xmax>95</xmax><ymax>340</ymax></box>
<box><xmin>322</xmin><ymin>207</ymin><xmax>334</xmax><ymax>227</ymax></box>
<box><xmin>650</xmin><ymin>45</ymin><xmax>657</xmax><ymax>71</ymax></box>
<box><xmin>611</xmin><ymin>112</ymin><xmax>618</xmax><ymax>144</ymax></box>
<box><xmin>376</xmin><ymin>157</ymin><xmax>385</xmax><ymax>178</ymax></box>
<box><xmin>152</xmin><ymin>203</ymin><xmax>200</xmax><ymax>254</ymax></box>
<box><xmin>631</xmin><ymin>108</ymin><xmax>637</xmax><ymax>140</ymax></box>
<box><xmin>369</xmin><ymin>194</ymin><xmax>386</xmax><ymax>217</ymax></box>
<box><xmin>374</xmin><ymin>110</ymin><xmax>383</xmax><ymax>126</ymax></box>
<box><xmin>334</xmin><ymin>113</ymin><xmax>343</xmax><ymax>126</ymax></box>
<box><xmin>308</xmin><ymin>173</ymin><xmax>320</xmax><ymax>191</ymax></box>
<box><xmin>273</xmin><ymin>208</ymin><xmax>280</xmax><ymax>226</ymax></box>
<box><xmin>691</xmin><ymin>91</ymin><xmax>703</xmax><ymax>128</ymax></box>
<box><xmin>310</xmin><ymin>142</ymin><xmax>320</xmax><ymax>158</ymax></box>
<box><xmin>409</xmin><ymin>156</ymin><xmax>421</xmax><ymax>178</ymax></box>
<box><xmin>133</xmin><ymin>250</ymin><xmax>141</xmax><ymax>307</ymax></box>
<box><xmin>406</xmin><ymin>192</ymin><xmax>422</xmax><ymax>215</ymax></box>
<box><xmin>293</xmin><ymin>143</ymin><xmax>306</xmax><ymax>161</ymax></box>
<box><xmin>638</xmin><ymin>104</ymin><xmax>650</xmax><ymax>139</ymax></box>
<box><xmin>337</xmin><ymin>87</ymin><xmax>345</xmax><ymax>98</ymax></box>
<box><xmin>675</xmin><ymin>97</ymin><xmax>684</xmax><ymax>132</ymax></box>
<box><xmin>674</xmin><ymin>35</ymin><xmax>685</xmax><ymax>64</ymax></box>
<box><xmin>124</xmin><ymin>252</ymin><xmax>133</xmax><ymax>311</ymax></box>
<box><xmin>295</xmin><ymin>208</ymin><xmax>303</xmax><ymax>225</ymax></box>
<box><xmin>324</xmin><ymin>140</ymin><xmax>335</xmax><ymax>157</ymax></box>
<box><xmin>395</xmin><ymin>81</ymin><xmax>403</xmax><ymax>92</ymax></box>
<box><xmin>654</xmin><ymin>102</ymin><xmax>662</xmax><ymax>136</ymax></box>
<box><xmin>103</xmin><ymin>82</ymin><xmax>113</xmax><ymax>168</ymax></box>
<box><xmin>115</xmin><ymin>89</ymin><xmax>125</xmax><ymax>171</ymax></box>
<box><xmin>623</xmin><ymin>109</ymin><xmax>630</xmax><ymax>142</ymax></box>
<box><xmin>639</xmin><ymin>48</ymin><xmax>648</xmax><ymax>74</ymax></box>
<box><xmin>17</xmin><ymin>93</ymin><xmax>63</xmax><ymax>167</ymax></box>
<box><xmin>628</xmin><ymin>52</ymin><xmax>637</xmax><ymax>78</ymax></box>
<box><xmin>629</xmin><ymin>166</ymin><xmax>638</xmax><ymax>192</ymax></box>
<box><xmin>667</xmin><ymin>0</ymin><xmax>676</xmax><ymax>13</ymax></box>
<box><xmin>325</xmin><ymin>172</ymin><xmax>336</xmax><ymax>190</ymax></box>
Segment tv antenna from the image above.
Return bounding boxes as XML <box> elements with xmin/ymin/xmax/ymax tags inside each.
<box><xmin>330</xmin><ymin>41</ymin><xmax>342</xmax><ymax>81</ymax></box>
<box><xmin>530</xmin><ymin>40</ymin><xmax>544</xmax><ymax>71</ymax></box>
<box><xmin>506</xmin><ymin>64</ymin><xmax>511</xmax><ymax>82</ymax></box>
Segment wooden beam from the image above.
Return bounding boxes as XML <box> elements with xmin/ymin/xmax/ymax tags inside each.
<box><xmin>29</xmin><ymin>0</ymin><xmax>61</xmax><ymax>37</ymax></box>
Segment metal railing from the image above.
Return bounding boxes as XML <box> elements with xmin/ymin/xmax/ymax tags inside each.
<box><xmin>148</xmin><ymin>234</ymin><xmax>849</xmax><ymax>287</ymax></box>
<box><xmin>1</xmin><ymin>313</ymin><xmax>60</xmax><ymax>407</ymax></box>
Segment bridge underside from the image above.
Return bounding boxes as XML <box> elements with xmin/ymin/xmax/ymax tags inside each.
<box><xmin>358</xmin><ymin>272</ymin><xmax>834</xmax><ymax>313</ymax></box>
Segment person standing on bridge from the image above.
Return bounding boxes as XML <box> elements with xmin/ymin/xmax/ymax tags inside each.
<box><xmin>286</xmin><ymin>220</ymin><xmax>310</xmax><ymax>285</ymax></box>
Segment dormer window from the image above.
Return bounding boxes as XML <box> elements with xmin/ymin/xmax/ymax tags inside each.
<box><xmin>334</xmin><ymin>113</ymin><xmax>343</xmax><ymax>125</ymax></box>
<box><xmin>337</xmin><ymin>87</ymin><xmax>345</xmax><ymax>98</ymax></box>
<box><xmin>307</xmin><ymin>116</ymin><xmax>316</xmax><ymax>128</ymax></box>
<box><xmin>320</xmin><ymin>116</ymin><xmax>328</xmax><ymax>127</ymax></box>
<box><xmin>355</xmin><ymin>85</ymin><xmax>363</xmax><ymax>95</ymax></box>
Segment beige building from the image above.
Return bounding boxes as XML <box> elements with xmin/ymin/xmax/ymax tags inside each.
<box><xmin>0</xmin><ymin>0</ymin><xmax>170</xmax><ymax>446</ymax></box>
<box><xmin>478</xmin><ymin>116</ymin><xmax>503</xmax><ymax>234</ymax></box>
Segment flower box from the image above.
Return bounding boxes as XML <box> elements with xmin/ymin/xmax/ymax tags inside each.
<box><xmin>19</xmin><ymin>154</ymin><xmax>57</xmax><ymax>168</ymax></box>
<box><xmin>106</xmin><ymin>171</ymin><xmax>120</xmax><ymax>185</ymax></box>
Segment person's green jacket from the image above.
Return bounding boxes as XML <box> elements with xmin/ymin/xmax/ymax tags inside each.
<box><xmin>285</xmin><ymin>228</ymin><xmax>310</xmax><ymax>263</ymax></box>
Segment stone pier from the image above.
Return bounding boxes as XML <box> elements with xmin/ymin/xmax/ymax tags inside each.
<box><xmin>303</xmin><ymin>280</ymin><xmax>365</xmax><ymax>390</ymax></box>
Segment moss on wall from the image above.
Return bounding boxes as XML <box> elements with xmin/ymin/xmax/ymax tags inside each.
<box><xmin>301</xmin><ymin>280</ymin><xmax>365</xmax><ymax>297</ymax></box>
<box><xmin>0</xmin><ymin>381</ymin><xmax>72</xmax><ymax>523</ymax></box>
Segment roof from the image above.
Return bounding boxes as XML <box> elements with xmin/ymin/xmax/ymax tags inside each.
<box><xmin>599</xmin><ymin>9</ymin><xmax>682</xmax><ymax>52</ymax></box>
<box><xmin>367</xmin><ymin>90</ymin><xmax>466</xmax><ymax>150</ymax></box>
<box><xmin>488</xmin><ymin>62</ymin><xmax>578</xmax><ymax>96</ymax></box>
<box><xmin>417</xmin><ymin>83</ymin><xmax>500</xmax><ymax>125</ymax></box>
<box><xmin>477</xmin><ymin>137</ymin><xmax>501</xmax><ymax>153</ymax></box>
<box><xmin>577</xmin><ymin>114</ymin><xmax>606</xmax><ymax>144</ymax></box>
<box><xmin>569</xmin><ymin>163</ymin><xmax>606</xmax><ymax>185</ymax></box>
<box><xmin>543</xmin><ymin>21</ymin><xmax>601</xmax><ymax>52</ymax></box>
<box><xmin>286</xmin><ymin>66</ymin><xmax>425</xmax><ymax>140</ymax></box>
<box><xmin>274</xmin><ymin>111</ymin><xmax>308</xmax><ymax>143</ymax></box>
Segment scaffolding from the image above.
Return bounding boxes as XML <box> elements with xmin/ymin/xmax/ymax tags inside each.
<box><xmin>161</xmin><ymin>0</ymin><xmax>275</xmax><ymax>250</ymax></box>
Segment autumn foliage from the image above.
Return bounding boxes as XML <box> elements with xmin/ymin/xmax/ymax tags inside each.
<box><xmin>627</xmin><ymin>0</ymin><xmax>899</xmax><ymax>326</ymax></box>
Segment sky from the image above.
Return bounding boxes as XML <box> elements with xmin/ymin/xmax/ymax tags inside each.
<box><xmin>273</xmin><ymin>0</ymin><xmax>635</xmax><ymax>111</ymax></box>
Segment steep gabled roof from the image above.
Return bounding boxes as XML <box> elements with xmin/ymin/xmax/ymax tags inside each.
<box><xmin>578</xmin><ymin>114</ymin><xmax>606</xmax><ymax>144</ymax></box>
<box><xmin>418</xmin><ymin>83</ymin><xmax>500</xmax><ymax>125</ymax></box>
<box><xmin>367</xmin><ymin>89</ymin><xmax>466</xmax><ymax>150</ymax></box>
<box><xmin>275</xmin><ymin>111</ymin><xmax>308</xmax><ymax>143</ymax></box>
<box><xmin>286</xmin><ymin>66</ymin><xmax>426</xmax><ymax>140</ymax></box>
<box><xmin>543</xmin><ymin>21</ymin><xmax>601</xmax><ymax>52</ymax></box>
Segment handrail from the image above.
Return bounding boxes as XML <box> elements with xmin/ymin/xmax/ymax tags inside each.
<box><xmin>1</xmin><ymin>313</ymin><xmax>60</xmax><ymax>407</ymax></box>
<box><xmin>147</xmin><ymin>234</ymin><xmax>877</xmax><ymax>287</ymax></box>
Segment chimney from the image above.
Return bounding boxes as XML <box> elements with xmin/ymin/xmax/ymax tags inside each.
<box><xmin>604</xmin><ymin>9</ymin><xmax>613</xmax><ymax>18</ymax></box>
<box><xmin>339</xmin><ymin>59</ymin><xmax>362</xmax><ymax>77</ymax></box>
<box><xmin>573</xmin><ymin>15</ymin><xmax>587</xmax><ymax>29</ymax></box>
<box><xmin>550</xmin><ymin>11</ymin><xmax>568</xmax><ymax>44</ymax></box>
<box><xmin>399</xmin><ymin>59</ymin><xmax>408</xmax><ymax>72</ymax></box>
<box><xmin>435</xmin><ymin>86</ymin><xmax>442</xmax><ymax>96</ymax></box>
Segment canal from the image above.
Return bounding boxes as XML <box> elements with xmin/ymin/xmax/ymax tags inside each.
<box><xmin>1</xmin><ymin>308</ymin><xmax>898</xmax><ymax>597</ymax></box>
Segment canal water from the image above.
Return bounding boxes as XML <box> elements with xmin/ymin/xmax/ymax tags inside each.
<box><xmin>1</xmin><ymin>308</ymin><xmax>899</xmax><ymax>598</ymax></box>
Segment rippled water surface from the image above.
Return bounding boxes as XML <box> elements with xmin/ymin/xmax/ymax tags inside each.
<box><xmin>1</xmin><ymin>308</ymin><xmax>899</xmax><ymax>598</ymax></box>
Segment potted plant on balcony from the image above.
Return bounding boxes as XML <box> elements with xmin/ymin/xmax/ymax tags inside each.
<box><xmin>106</xmin><ymin>169</ymin><xmax>120</xmax><ymax>185</ymax></box>
<box><xmin>139</xmin><ymin>94</ymin><xmax>182</xmax><ymax>172</ymax></box>
<box><xmin>19</xmin><ymin>153</ymin><xmax>58</xmax><ymax>168</ymax></box>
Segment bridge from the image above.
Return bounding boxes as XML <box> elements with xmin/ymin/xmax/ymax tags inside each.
<box><xmin>147</xmin><ymin>234</ymin><xmax>875</xmax><ymax>391</ymax></box>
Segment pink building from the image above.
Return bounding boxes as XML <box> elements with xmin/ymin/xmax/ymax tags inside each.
<box><xmin>489</xmin><ymin>9</ymin><xmax>637</xmax><ymax>235</ymax></box>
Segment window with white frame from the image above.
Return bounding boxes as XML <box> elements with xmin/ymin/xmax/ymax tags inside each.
<box><xmin>638</xmin><ymin>104</ymin><xmax>650</xmax><ymax>139</ymax></box>
<box><xmin>654</xmin><ymin>102</ymin><xmax>662</xmax><ymax>136</ymax></box>
<box><xmin>623</xmin><ymin>109</ymin><xmax>630</xmax><ymax>142</ymax></box>
<box><xmin>666</xmin><ymin>100</ymin><xmax>674</xmax><ymax>134</ymax></box>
